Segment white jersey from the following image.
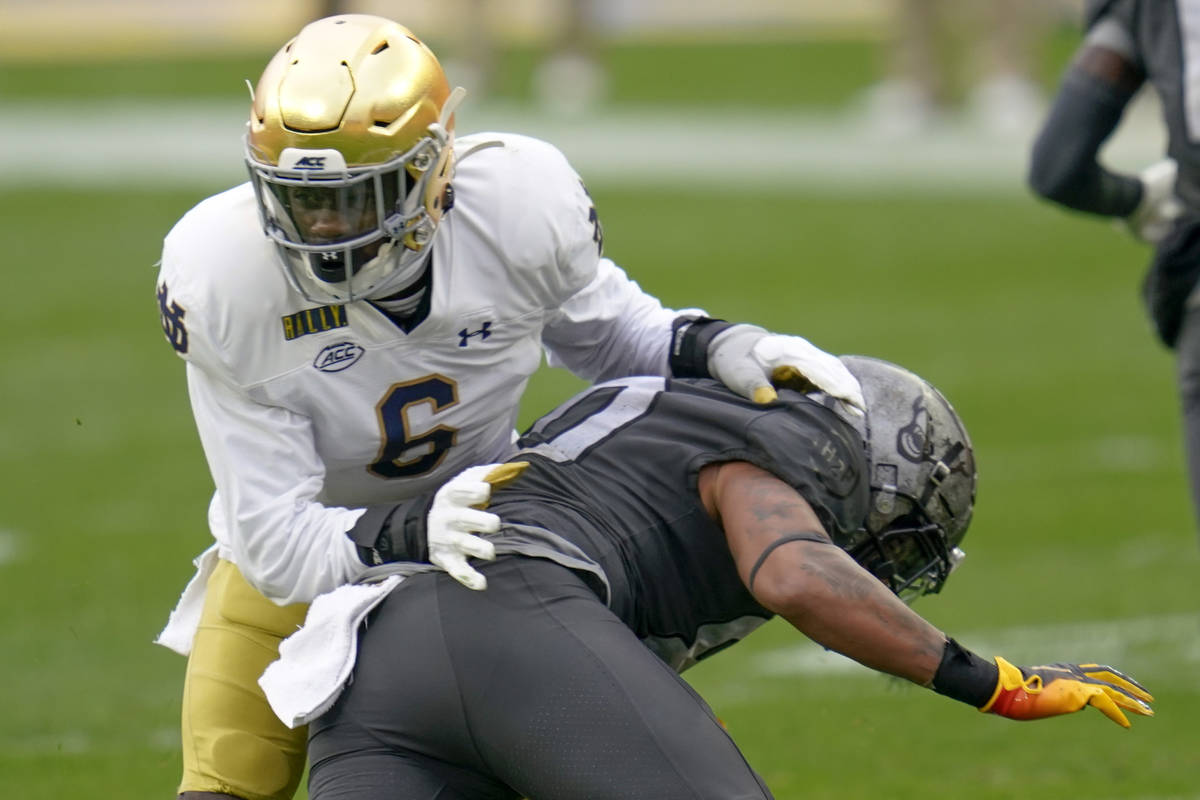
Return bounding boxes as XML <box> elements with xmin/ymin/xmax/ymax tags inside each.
<box><xmin>156</xmin><ymin>132</ymin><xmax>693</xmax><ymax>607</ymax></box>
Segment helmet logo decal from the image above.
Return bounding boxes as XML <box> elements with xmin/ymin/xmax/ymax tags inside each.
<box><xmin>314</xmin><ymin>341</ymin><xmax>364</xmax><ymax>373</ymax></box>
<box><xmin>896</xmin><ymin>396</ymin><xmax>930</xmax><ymax>463</ymax></box>
<box><xmin>293</xmin><ymin>156</ymin><xmax>327</xmax><ymax>169</ymax></box>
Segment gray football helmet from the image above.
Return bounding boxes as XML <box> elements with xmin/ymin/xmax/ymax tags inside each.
<box><xmin>838</xmin><ymin>355</ymin><xmax>977</xmax><ymax>602</ymax></box>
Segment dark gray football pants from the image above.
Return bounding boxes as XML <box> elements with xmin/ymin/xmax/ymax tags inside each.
<box><xmin>1175</xmin><ymin>299</ymin><xmax>1200</xmax><ymax>544</ymax></box>
<box><xmin>307</xmin><ymin>557</ymin><xmax>773</xmax><ymax>800</ymax></box>
<box><xmin>1143</xmin><ymin>217</ymin><xmax>1200</xmax><ymax>545</ymax></box>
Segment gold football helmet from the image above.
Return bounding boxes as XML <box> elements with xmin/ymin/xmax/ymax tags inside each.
<box><xmin>245</xmin><ymin>15</ymin><xmax>463</xmax><ymax>303</ymax></box>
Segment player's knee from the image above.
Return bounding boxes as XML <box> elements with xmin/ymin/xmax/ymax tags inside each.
<box><xmin>181</xmin><ymin>728</ymin><xmax>304</xmax><ymax>800</ymax></box>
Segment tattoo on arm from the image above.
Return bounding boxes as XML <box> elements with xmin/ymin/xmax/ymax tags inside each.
<box><xmin>741</xmin><ymin>469</ymin><xmax>829</xmax><ymax>540</ymax></box>
<box><xmin>715</xmin><ymin>461</ymin><xmax>946</xmax><ymax>683</ymax></box>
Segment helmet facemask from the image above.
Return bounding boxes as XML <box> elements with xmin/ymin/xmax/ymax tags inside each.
<box><xmin>848</xmin><ymin>509</ymin><xmax>966</xmax><ymax>604</ymax></box>
<box><xmin>245</xmin><ymin>116</ymin><xmax>457</xmax><ymax>303</ymax></box>
<box><xmin>837</xmin><ymin>356</ymin><xmax>977</xmax><ymax>603</ymax></box>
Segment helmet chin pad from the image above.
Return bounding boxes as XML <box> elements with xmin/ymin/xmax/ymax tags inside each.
<box><xmin>308</xmin><ymin>243</ymin><xmax>380</xmax><ymax>283</ymax></box>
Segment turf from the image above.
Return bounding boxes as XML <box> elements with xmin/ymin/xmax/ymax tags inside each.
<box><xmin>2</xmin><ymin>34</ymin><xmax>1197</xmax><ymax>800</ymax></box>
<box><xmin>2</xmin><ymin>181</ymin><xmax>1195</xmax><ymax>799</ymax></box>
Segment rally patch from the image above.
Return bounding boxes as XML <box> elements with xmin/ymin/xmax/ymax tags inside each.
<box><xmin>282</xmin><ymin>304</ymin><xmax>348</xmax><ymax>341</ymax></box>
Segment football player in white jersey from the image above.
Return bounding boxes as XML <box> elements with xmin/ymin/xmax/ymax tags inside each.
<box><xmin>153</xmin><ymin>14</ymin><xmax>864</xmax><ymax>800</ymax></box>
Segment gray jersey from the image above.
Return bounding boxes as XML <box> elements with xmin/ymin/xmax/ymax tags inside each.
<box><xmin>309</xmin><ymin>378</ymin><xmax>865</xmax><ymax>798</ymax></box>
<box><xmin>1096</xmin><ymin>0</ymin><xmax>1200</xmax><ymax>208</ymax></box>
<box><xmin>488</xmin><ymin>376</ymin><xmax>869</xmax><ymax>670</ymax></box>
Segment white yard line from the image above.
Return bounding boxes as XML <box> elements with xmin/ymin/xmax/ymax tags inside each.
<box><xmin>0</xmin><ymin>97</ymin><xmax>1165</xmax><ymax>190</ymax></box>
<box><xmin>0</xmin><ymin>727</ymin><xmax>178</xmax><ymax>757</ymax></box>
<box><xmin>0</xmin><ymin>529</ymin><xmax>19</xmax><ymax>565</ymax></box>
<box><xmin>756</xmin><ymin>611</ymin><xmax>1200</xmax><ymax>678</ymax></box>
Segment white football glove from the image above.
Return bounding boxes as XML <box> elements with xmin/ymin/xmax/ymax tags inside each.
<box><xmin>426</xmin><ymin>461</ymin><xmax>528</xmax><ymax>591</ymax></box>
<box><xmin>706</xmin><ymin>325</ymin><xmax>866</xmax><ymax>414</ymax></box>
<box><xmin>1123</xmin><ymin>158</ymin><xmax>1184</xmax><ymax>244</ymax></box>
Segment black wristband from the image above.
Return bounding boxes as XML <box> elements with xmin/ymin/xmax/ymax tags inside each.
<box><xmin>395</xmin><ymin>494</ymin><xmax>435</xmax><ymax>562</ymax></box>
<box><xmin>346</xmin><ymin>493</ymin><xmax>435</xmax><ymax>565</ymax></box>
<box><xmin>930</xmin><ymin>637</ymin><xmax>999</xmax><ymax>708</ymax></box>
<box><xmin>669</xmin><ymin>316</ymin><xmax>733</xmax><ymax>378</ymax></box>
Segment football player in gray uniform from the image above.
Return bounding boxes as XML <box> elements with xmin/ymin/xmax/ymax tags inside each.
<box><xmin>1028</xmin><ymin>0</ymin><xmax>1200</xmax><ymax>536</ymax></box>
<box><xmin>273</xmin><ymin>357</ymin><xmax>1152</xmax><ymax>800</ymax></box>
<box><xmin>157</xmin><ymin>14</ymin><xmax>866</xmax><ymax>800</ymax></box>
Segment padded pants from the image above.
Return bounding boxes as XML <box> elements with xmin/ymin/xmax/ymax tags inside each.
<box><xmin>179</xmin><ymin>559</ymin><xmax>309</xmax><ymax>800</ymax></box>
<box><xmin>307</xmin><ymin>557</ymin><xmax>773</xmax><ymax>800</ymax></box>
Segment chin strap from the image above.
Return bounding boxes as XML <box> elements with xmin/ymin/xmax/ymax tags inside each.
<box><xmin>438</xmin><ymin>86</ymin><xmax>507</xmax><ymax>167</ymax></box>
<box><xmin>429</xmin><ymin>86</ymin><xmax>467</xmax><ymax>147</ymax></box>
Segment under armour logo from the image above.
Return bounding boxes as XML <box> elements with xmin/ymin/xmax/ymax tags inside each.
<box><xmin>458</xmin><ymin>321</ymin><xmax>492</xmax><ymax>347</ymax></box>
<box><xmin>157</xmin><ymin>282</ymin><xmax>188</xmax><ymax>354</ymax></box>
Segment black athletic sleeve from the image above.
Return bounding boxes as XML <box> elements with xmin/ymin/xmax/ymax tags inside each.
<box><xmin>1028</xmin><ymin>45</ymin><xmax>1145</xmax><ymax>217</ymax></box>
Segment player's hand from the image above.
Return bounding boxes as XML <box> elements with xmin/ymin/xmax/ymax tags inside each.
<box><xmin>981</xmin><ymin>657</ymin><xmax>1154</xmax><ymax>728</ymax></box>
<box><xmin>426</xmin><ymin>462</ymin><xmax>528</xmax><ymax>591</ymax></box>
<box><xmin>706</xmin><ymin>324</ymin><xmax>865</xmax><ymax>414</ymax></box>
<box><xmin>1124</xmin><ymin>158</ymin><xmax>1184</xmax><ymax>244</ymax></box>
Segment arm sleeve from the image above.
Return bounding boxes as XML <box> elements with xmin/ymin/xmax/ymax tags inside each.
<box><xmin>541</xmin><ymin>257</ymin><xmax>706</xmax><ymax>383</ymax></box>
<box><xmin>186</xmin><ymin>362</ymin><xmax>369</xmax><ymax>604</ymax></box>
<box><xmin>1027</xmin><ymin>21</ymin><xmax>1146</xmax><ymax>217</ymax></box>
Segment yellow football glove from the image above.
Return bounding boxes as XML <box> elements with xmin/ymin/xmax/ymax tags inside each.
<box><xmin>981</xmin><ymin>657</ymin><xmax>1154</xmax><ymax>728</ymax></box>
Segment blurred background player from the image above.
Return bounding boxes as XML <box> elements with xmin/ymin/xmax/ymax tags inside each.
<box><xmin>260</xmin><ymin>358</ymin><xmax>1153</xmax><ymax>799</ymax></box>
<box><xmin>1026</xmin><ymin>0</ymin><xmax>1200</xmax><ymax>537</ymax></box>
<box><xmin>856</xmin><ymin>0</ymin><xmax>1048</xmax><ymax>136</ymax></box>
<box><xmin>154</xmin><ymin>12</ymin><xmax>863</xmax><ymax>800</ymax></box>
<box><xmin>438</xmin><ymin>0</ymin><xmax>608</xmax><ymax>115</ymax></box>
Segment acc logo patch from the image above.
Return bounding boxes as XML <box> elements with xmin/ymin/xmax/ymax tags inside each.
<box><xmin>314</xmin><ymin>341</ymin><xmax>364</xmax><ymax>373</ymax></box>
<box><xmin>293</xmin><ymin>156</ymin><xmax>327</xmax><ymax>170</ymax></box>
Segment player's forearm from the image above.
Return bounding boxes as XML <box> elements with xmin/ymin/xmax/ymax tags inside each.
<box><xmin>761</xmin><ymin>542</ymin><xmax>947</xmax><ymax>685</ymax></box>
<box><xmin>709</xmin><ymin>461</ymin><xmax>945</xmax><ymax>684</ymax></box>
<box><xmin>1028</xmin><ymin>47</ymin><xmax>1143</xmax><ymax>216</ymax></box>
<box><xmin>229</xmin><ymin>502</ymin><xmax>369</xmax><ymax>604</ymax></box>
<box><xmin>188</xmin><ymin>366</ymin><xmax>371</xmax><ymax>603</ymax></box>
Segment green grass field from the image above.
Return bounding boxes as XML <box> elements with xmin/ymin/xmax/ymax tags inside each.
<box><xmin>2</xmin><ymin>32</ymin><xmax>1198</xmax><ymax>800</ymax></box>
